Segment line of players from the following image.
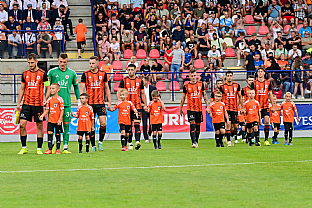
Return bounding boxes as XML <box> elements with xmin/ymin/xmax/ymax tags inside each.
<box><xmin>16</xmin><ymin>53</ymin><xmax>299</xmax><ymax>154</ymax></box>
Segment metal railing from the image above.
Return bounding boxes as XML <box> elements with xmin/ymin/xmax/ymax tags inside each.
<box><xmin>90</xmin><ymin>0</ymin><xmax>97</xmax><ymax>56</ymax></box>
<box><xmin>2</xmin><ymin>69</ymin><xmax>310</xmax><ymax>103</ymax></box>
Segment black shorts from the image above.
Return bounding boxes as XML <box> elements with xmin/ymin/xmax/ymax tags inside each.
<box><xmin>119</xmin><ymin>124</ymin><xmax>132</xmax><ymax>133</ymax></box>
<box><xmin>77</xmin><ymin>131</ymin><xmax>90</xmax><ymax>137</ymax></box>
<box><xmin>284</xmin><ymin>122</ymin><xmax>293</xmax><ymax>131</ymax></box>
<box><xmin>91</xmin><ymin>104</ymin><xmax>107</xmax><ymax>117</ymax></box>
<box><xmin>246</xmin><ymin>121</ymin><xmax>259</xmax><ymax>129</ymax></box>
<box><xmin>261</xmin><ymin>108</ymin><xmax>270</xmax><ymax>118</ymax></box>
<box><xmin>272</xmin><ymin>123</ymin><xmax>280</xmax><ymax>130</ymax></box>
<box><xmin>151</xmin><ymin>124</ymin><xmax>162</xmax><ymax>131</ymax></box>
<box><xmin>187</xmin><ymin>111</ymin><xmax>203</xmax><ymax>123</ymax></box>
<box><xmin>131</xmin><ymin>109</ymin><xmax>142</xmax><ymax>121</ymax></box>
<box><xmin>47</xmin><ymin>122</ymin><xmax>63</xmax><ymax>134</ymax></box>
<box><xmin>227</xmin><ymin>111</ymin><xmax>239</xmax><ymax>124</ymax></box>
<box><xmin>213</xmin><ymin>122</ymin><xmax>225</xmax><ymax>131</ymax></box>
<box><xmin>20</xmin><ymin>104</ymin><xmax>44</xmax><ymax>122</ymax></box>
<box><xmin>239</xmin><ymin>122</ymin><xmax>246</xmax><ymax>127</ymax></box>
<box><xmin>77</xmin><ymin>41</ymin><xmax>86</xmax><ymax>49</ymax></box>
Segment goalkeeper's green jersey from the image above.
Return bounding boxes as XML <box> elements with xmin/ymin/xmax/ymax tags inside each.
<box><xmin>48</xmin><ymin>67</ymin><xmax>79</xmax><ymax>107</ymax></box>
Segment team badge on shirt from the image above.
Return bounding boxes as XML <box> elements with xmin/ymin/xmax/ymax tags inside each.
<box><xmin>66</xmin><ymin>75</ymin><xmax>69</xmax><ymax>79</ymax></box>
<box><xmin>54</xmin><ymin>103</ymin><xmax>57</xmax><ymax>108</ymax></box>
<box><xmin>99</xmin><ymin>76</ymin><xmax>102</xmax><ymax>80</ymax></box>
<box><xmin>136</xmin><ymin>82</ymin><xmax>139</xmax><ymax>86</ymax></box>
<box><xmin>36</xmin><ymin>75</ymin><xmax>41</xmax><ymax>80</ymax></box>
<box><xmin>220</xmin><ymin>106</ymin><xmax>223</xmax><ymax>109</ymax></box>
<box><xmin>253</xmin><ymin>105</ymin><xmax>256</xmax><ymax>109</ymax></box>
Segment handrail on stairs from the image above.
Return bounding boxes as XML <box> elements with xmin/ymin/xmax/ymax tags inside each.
<box><xmin>90</xmin><ymin>0</ymin><xmax>97</xmax><ymax>56</ymax></box>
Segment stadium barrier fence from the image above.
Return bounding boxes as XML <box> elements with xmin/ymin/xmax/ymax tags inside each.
<box><xmin>90</xmin><ymin>0</ymin><xmax>97</xmax><ymax>57</ymax></box>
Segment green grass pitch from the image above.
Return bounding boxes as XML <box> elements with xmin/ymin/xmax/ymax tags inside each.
<box><xmin>1</xmin><ymin>138</ymin><xmax>312</xmax><ymax>208</ymax></box>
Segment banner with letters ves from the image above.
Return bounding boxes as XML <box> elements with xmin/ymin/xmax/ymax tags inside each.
<box><xmin>1</xmin><ymin>104</ymin><xmax>312</xmax><ymax>135</ymax></box>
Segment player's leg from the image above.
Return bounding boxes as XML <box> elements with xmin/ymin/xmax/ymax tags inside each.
<box><xmin>288</xmin><ymin>123</ymin><xmax>293</xmax><ymax>145</ymax></box>
<box><xmin>45</xmin><ymin>125</ymin><xmax>54</xmax><ymax>154</ymax></box>
<box><xmin>98</xmin><ymin>115</ymin><xmax>107</xmax><ymax>151</ymax></box>
<box><xmin>254</xmin><ymin>123</ymin><xmax>260</xmax><ymax>146</ymax></box>
<box><xmin>187</xmin><ymin>111</ymin><xmax>196</xmax><ymax>147</ymax></box>
<box><xmin>195</xmin><ymin>123</ymin><xmax>201</xmax><ymax>144</ymax></box>
<box><xmin>123</xmin><ymin>132</ymin><xmax>129</xmax><ymax>151</ymax></box>
<box><xmin>219</xmin><ymin>127</ymin><xmax>225</xmax><ymax>147</ymax></box>
<box><xmin>275</xmin><ymin>125</ymin><xmax>280</xmax><ymax>144</ymax></box>
<box><xmin>142</xmin><ymin>110</ymin><xmax>149</xmax><ymax>142</ymax></box>
<box><xmin>134</xmin><ymin>109</ymin><xmax>142</xmax><ymax>150</ymax></box>
<box><xmin>246</xmin><ymin>125</ymin><xmax>253</xmax><ymax>146</ymax></box>
<box><xmin>194</xmin><ymin>112</ymin><xmax>203</xmax><ymax>146</ymax></box>
<box><xmin>78</xmin><ymin>134</ymin><xmax>83</xmax><ymax>153</ymax></box>
<box><xmin>215</xmin><ymin>128</ymin><xmax>220</xmax><ymax>147</ymax></box>
<box><xmin>241</xmin><ymin>124</ymin><xmax>246</xmax><ymax>143</ymax></box>
<box><xmin>263</xmin><ymin>109</ymin><xmax>271</xmax><ymax>145</ymax></box>
<box><xmin>121</xmin><ymin>129</ymin><xmax>127</xmax><ymax>151</ymax></box>
<box><xmin>55</xmin><ymin>124</ymin><xmax>63</xmax><ymax>154</ymax></box>
<box><xmin>152</xmin><ymin>130</ymin><xmax>157</xmax><ymax>149</ymax></box>
<box><xmin>225</xmin><ymin>111</ymin><xmax>232</xmax><ymax>146</ymax></box>
<box><xmin>90</xmin><ymin>107</ymin><xmax>96</xmax><ymax>151</ymax></box>
<box><xmin>62</xmin><ymin>106</ymin><xmax>71</xmax><ymax>153</ymax></box>
<box><xmin>36</xmin><ymin>121</ymin><xmax>44</xmax><ymax>155</ymax></box>
<box><xmin>157</xmin><ymin>127</ymin><xmax>162</xmax><ymax>149</ymax></box>
<box><xmin>272</xmin><ymin>125</ymin><xmax>278</xmax><ymax>144</ymax></box>
<box><xmin>128</xmin><ymin>112</ymin><xmax>134</xmax><ymax>149</ymax></box>
<box><xmin>85</xmin><ymin>134</ymin><xmax>90</xmax><ymax>153</ymax></box>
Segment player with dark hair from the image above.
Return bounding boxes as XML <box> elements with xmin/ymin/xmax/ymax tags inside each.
<box><xmin>210</xmin><ymin>79</ymin><xmax>223</xmax><ymax>103</ymax></box>
<box><xmin>180</xmin><ymin>69</ymin><xmax>209</xmax><ymax>148</ymax></box>
<box><xmin>80</xmin><ymin>56</ymin><xmax>112</xmax><ymax>152</ymax></box>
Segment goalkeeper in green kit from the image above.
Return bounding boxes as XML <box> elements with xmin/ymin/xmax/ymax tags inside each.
<box><xmin>48</xmin><ymin>53</ymin><xmax>80</xmax><ymax>154</ymax></box>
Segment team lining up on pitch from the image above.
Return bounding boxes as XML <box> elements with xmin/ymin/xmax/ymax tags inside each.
<box><xmin>16</xmin><ymin>53</ymin><xmax>299</xmax><ymax>154</ymax></box>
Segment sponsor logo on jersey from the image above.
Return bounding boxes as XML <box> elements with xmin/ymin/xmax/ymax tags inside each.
<box><xmin>56</xmin><ymin>75</ymin><xmax>59</xmax><ymax>77</ymax></box>
<box><xmin>86</xmin><ymin>111</ymin><xmax>89</xmax><ymax>116</ymax></box>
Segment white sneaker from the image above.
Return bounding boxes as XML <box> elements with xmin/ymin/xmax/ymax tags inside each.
<box><xmin>148</xmin><ymin>138</ymin><xmax>152</xmax><ymax>143</ymax></box>
<box><xmin>236</xmin><ymin>62</ymin><xmax>241</xmax><ymax>67</ymax></box>
<box><xmin>242</xmin><ymin>139</ymin><xmax>246</xmax><ymax>143</ymax></box>
<box><xmin>195</xmin><ymin>142</ymin><xmax>199</xmax><ymax>148</ymax></box>
<box><xmin>299</xmin><ymin>96</ymin><xmax>305</xmax><ymax>99</ymax></box>
<box><xmin>191</xmin><ymin>143</ymin><xmax>196</xmax><ymax>148</ymax></box>
<box><xmin>305</xmin><ymin>89</ymin><xmax>311</xmax><ymax>94</ymax></box>
<box><xmin>145</xmin><ymin>140</ymin><xmax>149</xmax><ymax>143</ymax></box>
<box><xmin>292</xmin><ymin>95</ymin><xmax>295</xmax><ymax>99</ymax></box>
<box><xmin>235</xmin><ymin>140</ymin><xmax>239</xmax><ymax>144</ymax></box>
<box><xmin>129</xmin><ymin>143</ymin><xmax>133</xmax><ymax>150</ymax></box>
<box><xmin>228</xmin><ymin>141</ymin><xmax>232</xmax><ymax>147</ymax></box>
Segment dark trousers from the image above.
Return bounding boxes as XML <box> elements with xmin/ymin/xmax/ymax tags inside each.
<box><xmin>8</xmin><ymin>43</ymin><xmax>22</xmax><ymax>58</ymax></box>
<box><xmin>142</xmin><ymin>110</ymin><xmax>151</xmax><ymax>140</ymax></box>
<box><xmin>62</xmin><ymin>19</ymin><xmax>73</xmax><ymax>39</ymax></box>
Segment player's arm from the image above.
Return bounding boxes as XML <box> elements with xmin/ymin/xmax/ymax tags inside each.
<box><xmin>104</xmin><ymin>82</ymin><xmax>112</xmax><ymax>109</ymax></box>
<box><xmin>294</xmin><ymin>104</ymin><xmax>299</xmax><ymax>122</ymax></box>
<box><xmin>180</xmin><ymin>93</ymin><xmax>186</xmax><ymax>116</ymax></box>
<box><xmin>258</xmin><ymin>108</ymin><xmax>262</xmax><ymax>125</ymax></box>
<box><xmin>16</xmin><ymin>82</ymin><xmax>25</xmax><ymax>109</ymax></box>
<box><xmin>237</xmin><ymin>90</ymin><xmax>244</xmax><ymax>112</ymax></box>
<box><xmin>58</xmin><ymin>109</ymin><xmax>64</xmax><ymax>124</ymax></box>
<box><xmin>160</xmin><ymin>99</ymin><xmax>166</xmax><ymax>111</ymax></box>
<box><xmin>43</xmin><ymin>72</ymin><xmax>51</xmax><ymax>105</ymax></box>
<box><xmin>117</xmin><ymin>79</ymin><xmax>125</xmax><ymax>100</ymax></box>
<box><xmin>80</xmin><ymin>72</ymin><xmax>86</xmax><ymax>94</ymax></box>
<box><xmin>268</xmin><ymin>83</ymin><xmax>275</xmax><ymax>111</ymax></box>
<box><xmin>202</xmin><ymin>90</ymin><xmax>210</xmax><ymax>114</ymax></box>
<box><xmin>209</xmin><ymin>105</ymin><xmax>212</xmax><ymax>118</ymax></box>
<box><xmin>40</xmin><ymin>108</ymin><xmax>50</xmax><ymax>121</ymax></box>
<box><xmin>224</xmin><ymin>109</ymin><xmax>229</xmax><ymax>123</ymax></box>
<box><xmin>73</xmin><ymin>73</ymin><xmax>80</xmax><ymax>103</ymax></box>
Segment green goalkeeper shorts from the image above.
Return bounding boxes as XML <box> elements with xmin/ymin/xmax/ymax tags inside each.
<box><xmin>63</xmin><ymin>106</ymin><xmax>72</xmax><ymax>123</ymax></box>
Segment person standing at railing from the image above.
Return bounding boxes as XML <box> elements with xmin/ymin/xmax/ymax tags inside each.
<box><xmin>165</xmin><ymin>41</ymin><xmax>185</xmax><ymax>82</ymax></box>
<box><xmin>17</xmin><ymin>53</ymin><xmax>51</xmax><ymax>155</ymax></box>
<box><xmin>8</xmin><ymin>29</ymin><xmax>22</xmax><ymax>58</ymax></box>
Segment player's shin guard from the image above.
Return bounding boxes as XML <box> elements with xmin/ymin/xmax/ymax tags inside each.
<box><xmin>247</xmin><ymin>132</ymin><xmax>252</xmax><ymax>144</ymax></box>
<box><xmin>215</xmin><ymin>133</ymin><xmax>220</xmax><ymax>146</ymax></box>
<box><xmin>242</xmin><ymin>130</ymin><xmax>246</xmax><ymax>141</ymax></box>
<box><xmin>134</xmin><ymin>123</ymin><xmax>141</xmax><ymax>142</ymax></box>
<box><xmin>195</xmin><ymin>124</ymin><xmax>200</xmax><ymax>143</ymax></box>
<box><xmin>56</xmin><ymin>134</ymin><xmax>61</xmax><ymax>150</ymax></box>
<box><xmin>86</xmin><ymin>140</ymin><xmax>90</xmax><ymax>152</ymax></box>
<box><xmin>121</xmin><ymin>135</ymin><xmax>126</xmax><ymax>147</ymax></box>
<box><xmin>37</xmin><ymin>137</ymin><xmax>43</xmax><ymax>149</ymax></box>
<box><xmin>219</xmin><ymin>134</ymin><xmax>224</xmax><ymax>145</ymax></box>
<box><xmin>48</xmin><ymin>134</ymin><xmax>53</xmax><ymax>150</ymax></box>
<box><xmin>190</xmin><ymin>124</ymin><xmax>196</xmax><ymax>144</ymax></box>
<box><xmin>90</xmin><ymin>131</ymin><xmax>96</xmax><ymax>147</ymax></box>
<box><xmin>20</xmin><ymin>135</ymin><xmax>27</xmax><ymax>147</ymax></box>
<box><xmin>158</xmin><ymin>134</ymin><xmax>162</xmax><ymax>143</ymax></box>
<box><xmin>128</xmin><ymin>132</ymin><xmax>133</xmax><ymax>143</ymax></box>
<box><xmin>273</xmin><ymin>132</ymin><xmax>278</xmax><ymax>140</ymax></box>
<box><xmin>264</xmin><ymin>125</ymin><xmax>270</xmax><ymax>141</ymax></box>
<box><xmin>78</xmin><ymin>139</ymin><xmax>83</xmax><ymax>152</ymax></box>
<box><xmin>289</xmin><ymin>129</ymin><xmax>293</xmax><ymax>143</ymax></box>
<box><xmin>99</xmin><ymin>125</ymin><xmax>106</xmax><ymax>143</ymax></box>
<box><xmin>125</xmin><ymin>136</ymin><xmax>128</xmax><ymax>146</ymax></box>
<box><xmin>225</xmin><ymin>130</ymin><xmax>231</xmax><ymax>143</ymax></box>
<box><xmin>63</xmin><ymin>123</ymin><xmax>70</xmax><ymax>150</ymax></box>
<box><xmin>255</xmin><ymin>131</ymin><xmax>260</xmax><ymax>143</ymax></box>
<box><xmin>284</xmin><ymin>130</ymin><xmax>289</xmax><ymax>141</ymax></box>
<box><xmin>153</xmin><ymin>135</ymin><xmax>157</xmax><ymax>147</ymax></box>
<box><xmin>232</xmin><ymin>130</ymin><xmax>238</xmax><ymax>140</ymax></box>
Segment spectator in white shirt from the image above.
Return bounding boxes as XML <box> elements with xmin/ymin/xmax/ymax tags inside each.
<box><xmin>9</xmin><ymin>0</ymin><xmax>22</xmax><ymax>10</ymax></box>
<box><xmin>23</xmin><ymin>0</ymin><xmax>36</xmax><ymax>10</ymax></box>
<box><xmin>0</xmin><ymin>3</ymin><xmax>8</xmax><ymax>24</ymax></box>
<box><xmin>8</xmin><ymin>29</ymin><xmax>22</xmax><ymax>58</ymax></box>
<box><xmin>37</xmin><ymin>0</ymin><xmax>51</xmax><ymax>10</ymax></box>
<box><xmin>22</xmin><ymin>27</ymin><xmax>37</xmax><ymax>55</ymax></box>
<box><xmin>51</xmin><ymin>0</ymin><xmax>68</xmax><ymax>13</ymax></box>
<box><xmin>110</xmin><ymin>37</ymin><xmax>121</xmax><ymax>61</ymax></box>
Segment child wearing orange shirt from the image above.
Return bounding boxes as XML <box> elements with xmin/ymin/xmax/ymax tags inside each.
<box><xmin>40</xmin><ymin>83</ymin><xmax>64</xmax><ymax>154</ymax></box>
<box><xmin>244</xmin><ymin>89</ymin><xmax>261</xmax><ymax>146</ymax></box>
<box><xmin>148</xmin><ymin>90</ymin><xmax>166</xmax><ymax>149</ymax></box>
<box><xmin>71</xmin><ymin>93</ymin><xmax>94</xmax><ymax>153</ymax></box>
<box><xmin>209</xmin><ymin>91</ymin><xmax>229</xmax><ymax>147</ymax></box>
<box><xmin>74</xmin><ymin>18</ymin><xmax>87</xmax><ymax>58</ymax></box>
<box><xmin>269</xmin><ymin>94</ymin><xmax>281</xmax><ymax>144</ymax></box>
<box><xmin>281</xmin><ymin>92</ymin><xmax>299</xmax><ymax>146</ymax></box>
<box><xmin>109</xmin><ymin>89</ymin><xmax>138</xmax><ymax>151</ymax></box>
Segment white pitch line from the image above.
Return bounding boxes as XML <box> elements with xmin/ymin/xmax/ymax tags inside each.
<box><xmin>1</xmin><ymin>160</ymin><xmax>312</xmax><ymax>174</ymax></box>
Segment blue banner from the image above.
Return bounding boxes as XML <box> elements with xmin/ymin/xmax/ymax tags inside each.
<box><xmin>70</xmin><ymin>107</ymin><xmax>120</xmax><ymax>134</ymax></box>
<box><xmin>206</xmin><ymin>104</ymin><xmax>312</xmax><ymax>131</ymax></box>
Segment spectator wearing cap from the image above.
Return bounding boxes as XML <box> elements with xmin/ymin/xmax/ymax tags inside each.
<box><xmin>172</xmin><ymin>24</ymin><xmax>186</xmax><ymax>49</ymax></box>
<box><xmin>122</xmin><ymin>30</ymin><xmax>134</xmax><ymax>52</ymax></box>
<box><xmin>261</xmin><ymin>33</ymin><xmax>274</xmax><ymax>50</ymax></box>
<box><xmin>99</xmin><ymin>35</ymin><xmax>112</xmax><ymax>62</ymax></box>
<box><xmin>22</xmin><ymin>27</ymin><xmax>37</xmax><ymax>55</ymax></box>
<box><xmin>234</xmin><ymin>11</ymin><xmax>246</xmax><ymax>37</ymax></box>
<box><xmin>51</xmin><ymin>0</ymin><xmax>68</xmax><ymax>14</ymax></box>
<box><xmin>207</xmin><ymin>12</ymin><xmax>220</xmax><ymax>33</ymax></box>
<box><xmin>248</xmin><ymin>33</ymin><xmax>261</xmax><ymax>50</ymax></box>
<box><xmin>254</xmin><ymin>0</ymin><xmax>268</xmax><ymax>26</ymax></box>
<box><xmin>9</xmin><ymin>0</ymin><xmax>22</xmax><ymax>10</ymax></box>
<box><xmin>134</xmin><ymin>24</ymin><xmax>148</xmax><ymax>52</ymax></box>
<box><xmin>37</xmin><ymin>3</ymin><xmax>51</xmax><ymax>22</ymax></box>
<box><xmin>275</xmin><ymin>43</ymin><xmax>288</xmax><ymax>60</ymax></box>
<box><xmin>184</xmin><ymin>14</ymin><xmax>195</xmax><ymax>39</ymax></box>
<box><xmin>156</xmin><ymin>3</ymin><xmax>169</xmax><ymax>24</ymax></box>
<box><xmin>37</xmin><ymin>0</ymin><xmax>51</xmax><ymax>10</ymax></box>
<box><xmin>131</xmin><ymin>0</ymin><xmax>144</xmax><ymax>17</ymax></box>
<box><xmin>220</xmin><ymin>11</ymin><xmax>234</xmax><ymax>39</ymax></box>
<box><xmin>303</xmin><ymin>52</ymin><xmax>312</xmax><ymax>65</ymax></box>
<box><xmin>95</xmin><ymin>13</ymin><xmax>107</xmax><ymax>33</ymax></box>
<box><xmin>132</xmin><ymin>14</ymin><xmax>144</xmax><ymax>32</ymax></box>
<box><xmin>9</xmin><ymin>4</ymin><xmax>23</xmax><ymax>25</ymax></box>
<box><xmin>268</xmin><ymin>0</ymin><xmax>281</xmax><ymax>27</ymax></box>
<box><xmin>0</xmin><ymin>3</ymin><xmax>8</xmax><ymax>24</ymax></box>
<box><xmin>261</xmin><ymin>43</ymin><xmax>275</xmax><ymax>61</ymax></box>
<box><xmin>235</xmin><ymin>32</ymin><xmax>248</xmax><ymax>66</ymax></box>
<box><xmin>281</xmin><ymin>1</ymin><xmax>294</xmax><ymax>27</ymax></box>
<box><xmin>8</xmin><ymin>29</ymin><xmax>22</xmax><ymax>58</ymax></box>
<box><xmin>301</xmin><ymin>31</ymin><xmax>312</xmax><ymax>55</ymax></box>
<box><xmin>108</xmin><ymin>13</ymin><xmax>120</xmax><ymax>33</ymax></box>
<box><xmin>23</xmin><ymin>0</ymin><xmax>36</xmax><ymax>10</ymax></box>
<box><xmin>182</xmin><ymin>1</ymin><xmax>193</xmax><ymax>19</ymax></box>
<box><xmin>22</xmin><ymin>4</ymin><xmax>38</xmax><ymax>23</ymax></box>
<box><xmin>243</xmin><ymin>49</ymin><xmax>255</xmax><ymax>76</ymax></box>
<box><xmin>22</xmin><ymin>16</ymin><xmax>36</xmax><ymax>30</ymax></box>
<box><xmin>274</xmin><ymin>31</ymin><xmax>286</xmax><ymax>49</ymax></box>
<box><xmin>120</xmin><ymin>13</ymin><xmax>132</xmax><ymax>35</ymax></box>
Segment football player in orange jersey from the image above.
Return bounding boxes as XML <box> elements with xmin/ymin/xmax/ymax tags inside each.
<box><xmin>244</xmin><ymin>89</ymin><xmax>262</xmax><ymax>146</ymax></box>
<box><xmin>180</xmin><ymin>69</ymin><xmax>209</xmax><ymax>148</ymax></box>
<box><xmin>147</xmin><ymin>90</ymin><xmax>166</xmax><ymax>149</ymax></box>
<box><xmin>210</xmin><ymin>79</ymin><xmax>223</xmax><ymax>103</ymax></box>
<box><xmin>241</xmin><ymin>75</ymin><xmax>255</xmax><ymax>102</ymax></box>
<box><xmin>269</xmin><ymin>94</ymin><xmax>281</xmax><ymax>144</ymax></box>
<box><xmin>209</xmin><ymin>91</ymin><xmax>229</xmax><ymax>147</ymax></box>
<box><xmin>40</xmin><ymin>83</ymin><xmax>64</xmax><ymax>154</ymax></box>
<box><xmin>71</xmin><ymin>93</ymin><xmax>95</xmax><ymax>153</ymax></box>
<box><xmin>281</xmin><ymin>92</ymin><xmax>299</xmax><ymax>146</ymax></box>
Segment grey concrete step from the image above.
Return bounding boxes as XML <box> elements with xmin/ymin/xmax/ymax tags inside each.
<box><xmin>71</xmin><ymin>17</ymin><xmax>92</xmax><ymax>27</ymax></box>
<box><xmin>68</xmin><ymin>0</ymin><xmax>91</xmax><ymax>5</ymax></box>
<box><xmin>70</xmin><ymin>5</ymin><xmax>92</xmax><ymax>16</ymax></box>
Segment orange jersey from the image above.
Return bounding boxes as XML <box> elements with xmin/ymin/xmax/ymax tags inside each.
<box><xmin>21</xmin><ymin>68</ymin><xmax>49</xmax><ymax>106</ymax></box>
<box><xmin>209</xmin><ymin>102</ymin><xmax>226</xmax><ymax>123</ymax></box>
<box><xmin>251</xmin><ymin>79</ymin><xmax>272</xmax><ymax>109</ymax></box>
<box><xmin>76</xmin><ymin>105</ymin><xmax>94</xmax><ymax>132</ymax></box>
<box><xmin>269</xmin><ymin>103</ymin><xmax>281</xmax><ymax>124</ymax></box>
<box><xmin>112</xmin><ymin>100</ymin><xmax>136</xmax><ymax>125</ymax></box>
<box><xmin>119</xmin><ymin>76</ymin><xmax>144</xmax><ymax>109</ymax></box>
<box><xmin>46</xmin><ymin>96</ymin><xmax>64</xmax><ymax>123</ymax></box>
<box><xmin>74</xmin><ymin>23</ymin><xmax>87</xmax><ymax>42</ymax></box>
<box><xmin>281</xmin><ymin>101</ymin><xmax>297</xmax><ymax>123</ymax></box>
<box><xmin>183</xmin><ymin>81</ymin><xmax>205</xmax><ymax>112</ymax></box>
<box><xmin>244</xmin><ymin>100</ymin><xmax>261</xmax><ymax>123</ymax></box>
<box><xmin>238</xmin><ymin>111</ymin><xmax>246</xmax><ymax>123</ymax></box>
<box><xmin>148</xmin><ymin>101</ymin><xmax>163</xmax><ymax>124</ymax></box>
<box><xmin>220</xmin><ymin>82</ymin><xmax>241</xmax><ymax>112</ymax></box>
<box><xmin>241</xmin><ymin>86</ymin><xmax>251</xmax><ymax>102</ymax></box>
<box><xmin>81</xmin><ymin>70</ymin><xmax>108</xmax><ymax>105</ymax></box>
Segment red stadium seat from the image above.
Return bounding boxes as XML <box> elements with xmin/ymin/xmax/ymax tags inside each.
<box><xmin>225</xmin><ymin>48</ymin><xmax>235</xmax><ymax>57</ymax></box>
<box><xmin>136</xmin><ymin>49</ymin><xmax>147</xmax><ymax>59</ymax></box>
<box><xmin>156</xmin><ymin>81</ymin><xmax>167</xmax><ymax>91</ymax></box>
<box><xmin>196</xmin><ymin>70</ymin><xmax>204</xmax><ymax>79</ymax></box>
<box><xmin>157</xmin><ymin>59</ymin><xmax>163</xmax><ymax>66</ymax></box>
<box><xmin>123</xmin><ymin>49</ymin><xmax>133</xmax><ymax>59</ymax></box>
<box><xmin>114</xmin><ymin>82</ymin><xmax>120</xmax><ymax>92</ymax></box>
<box><xmin>149</xmin><ymin>49</ymin><xmax>160</xmax><ymax>58</ymax></box>
<box><xmin>169</xmin><ymin>81</ymin><xmax>180</xmax><ymax>91</ymax></box>
<box><xmin>297</xmin><ymin>24</ymin><xmax>303</xmax><ymax>33</ymax></box>
<box><xmin>258</xmin><ymin>25</ymin><xmax>269</xmax><ymax>35</ymax></box>
<box><xmin>182</xmin><ymin>70</ymin><xmax>189</xmax><ymax>79</ymax></box>
<box><xmin>113</xmin><ymin>71</ymin><xmax>123</xmax><ymax>81</ymax></box>
<box><xmin>245</xmin><ymin>15</ymin><xmax>255</xmax><ymax>24</ymax></box>
<box><xmin>194</xmin><ymin>59</ymin><xmax>205</xmax><ymax>69</ymax></box>
<box><xmin>246</xmin><ymin>26</ymin><xmax>257</xmax><ymax>35</ymax></box>
<box><xmin>113</xmin><ymin>60</ymin><xmax>123</xmax><ymax>70</ymax></box>
<box><xmin>284</xmin><ymin>25</ymin><xmax>290</xmax><ymax>34</ymax></box>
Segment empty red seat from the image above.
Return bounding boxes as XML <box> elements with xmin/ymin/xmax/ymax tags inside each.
<box><xmin>284</xmin><ymin>25</ymin><xmax>290</xmax><ymax>34</ymax></box>
<box><xmin>182</xmin><ymin>70</ymin><xmax>189</xmax><ymax>79</ymax></box>
<box><xmin>113</xmin><ymin>60</ymin><xmax>123</xmax><ymax>70</ymax></box>
<box><xmin>225</xmin><ymin>48</ymin><xmax>235</xmax><ymax>57</ymax></box>
<box><xmin>149</xmin><ymin>49</ymin><xmax>160</xmax><ymax>58</ymax></box>
<box><xmin>246</xmin><ymin>26</ymin><xmax>257</xmax><ymax>35</ymax></box>
<box><xmin>114</xmin><ymin>82</ymin><xmax>120</xmax><ymax>92</ymax></box>
<box><xmin>169</xmin><ymin>81</ymin><xmax>180</xmax><ymax>91</ymax></box>
<box><xmin>245</xmin><ymin>15</ymin><xmax>254</xmax><ymax>24</ymax></box>
<box><xmin>136</xmin><ymin>49</ymin><xmax>147</xmax><ymax>59</ymax></box>
<box><xmin>123</xmin><ymin>49</ymin><xmax>133</xmax><ymax>59</ymax></box>
<box><xmin>194</xmin><ymin>59</ymin><xmax>205</xmax><ymax>69</ymax></box>
<box><xmin>157</xmin><ymin>59</ymin><xmax>163</xmax><ymax>66</ymax></box>
<box><xmin>297</xmin><ymin>24</ymin><xmax>303</xmax><ymax>33</ymax></box>
<box><xmin>156</xmin><ymin>81</ymin><xmax>167</xmax><ymax>91</ymax></box>
<box><xmin>258</xmin><ymin>25</ymin><xmax>269</xmax><ymax>35</ymax></box>
<box><xmin>113</xmin><ymin>71</ymin><xmax>123</xmax><ymax>81</ymax></box>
